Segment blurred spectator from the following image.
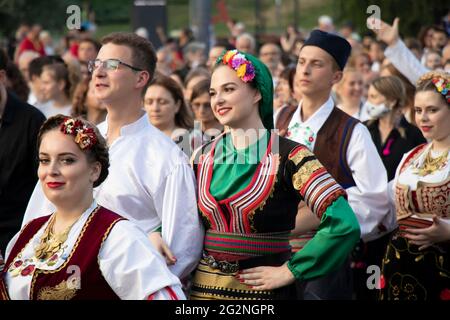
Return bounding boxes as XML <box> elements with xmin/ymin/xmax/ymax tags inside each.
<box><xmin>17</xmin><ymin>50</ymin><xmax>40</xmax><ymax>82</ymax></box>
<box><xmin>144</xmin><ymin>75</ymin><xmax>194</xmax><ymax>147</ymax></box>
<box><xmin>189</xmin><ymin>79</ymin><xmax>223</xmax><ymax>150</ymax></box>
<box><xmin>259</xmin><ymin>43</ymin><xmax>282</xmax><ymax>83</ymax></box>
<box><xmin>334</xmin><ymin>67</ymin><xmax>368</xmax><ymax>121</ymax></box>
<box><xmin>423</xmin><ymin>49</ymin><xmax>443</xmax><ymax>70</ymax></box>
<box><xmin>39</xmin><ymin>63</ymin><xmax>75</xmax><ymax>118</ymax></box>
<box><xmin>443</xmin><ymin>59</ymin><xmax>450</xmax><ymax>72</ymax></box>
<box><xmin>361</xmin><ymin>32</ymin><xmax>375</xmax><ymax>51</ymax></box>
<box><xmin>348</xmin><ymin>51</ymin><xmax>372</xmax><ymax>75</ymax></box>
<box><xmin>183</xmin><ymin>67</ymin><xmax>210</xmax><ymax>102</ymax></box>
<box><xmin>0</xmin><ymin>49</ymin><xmax>46</xmax><ymax>255</ymax></box>
<box><xmin>61</xmin><ymin>31</ymin><xmax>80</xmax><ymax>61</ymax></box>
<box><xmin>291</xmin><ymin>36</ymin><xmax>305</xmax><ymax>59</ymax></box>
<box><xmin>39</xmin><ymin>30</ymin><xmax>55</xmax><ymax>55</ymax></box>
<box><xmin>363</xmin><ymin>76</ymin><xmax>426</xmax><ymax>181</ymax></box>
<box><xmin>15</xmin><ymin>24</ymin><xmax>45</xmax><ymax>61</ymax></box>
<box><xmin>380</xmin><ymin>63</ymin><xmax>416</xmax><ymax>125</ymax></box>
<box><xmin>404</xmin><ymin>37</ymin><xmax>423</xmax><ymax>61</ymax></box>
<box><xmin>340</xmin><ymin>21</ymin><xmax>360</xmax><ymax>42</ymax></box>
<box><xmin>175</xmin><ymin>41</ymin><xmax>207</xmax><ymax>81</ymax></box>
<box><xmin>226</xmin><ymin>19</ymin><xmax>246</xmax><ymax>39</ymax></box>
<box><xmin>5</xmin><ymin>62</ymin><xmax>30</xmax><ymax>102</ymax></box>
<box><xmin>156</xmin><ymin>47</ymin><xmax>173</xmax><ymax>76</ymax></box>
<box><xmin>15</xmin><ymin>24</ymin><xmax>30</xmax><ymax>44</ymax></box>
<box><xmin>77</xmin><ymin>38</ymin><xmax>100</xmax><ymax>63</ymax></box>
<box><xmin>430</xmin><ymin>26</ymin><xmax>448</xmax><ymax>51</ymax></box>
<box><xmin>178</xmin><ymin>27</ymin><xmax>194</xmax><ymax>60</ymax></box>
<box><xmin>27</xmin><ymin>55</ymin><xmax>64</xmax><ymax>108</ymax></box>
<box><xmin>206</xmin><ymin>40</ymin><xmax>232</xmax><ymax>71</ymax></box>
<box><xmin>418</xmin><ymin>25</ymin><xmax>434</xmax><ymax>51</ymax></box>
<box><xmin>442</xmin><ymin>43</ymin><xmax>450</xmax><ymax>66</ymax></box>
<box><xmin>235</xmin><ymin>33</ymin><xmax>256</xmax><ymax>55</ymax></box>
<box><xmin>317</xmin><ymin>15</ymin><xmax>335</xmax><ymax>33</ymax></box>
<box><xmin>135</xmin><ymin>27</ymin><xmax>149</xmax><ymax>39</ymax></box>
<box><xmin>361</xmin><ymin>71</ymin><xmax>379</xmax><ymax>101</ymax></box>
<box><xmin>79</xmin><ymin>61</ymin><xmax>90</xmax><ymax>81</ymax></box>
<box><xmin>280</xmin><ymin>24</ymin><xmax>300</xmax><ymax>54</ymax></box>
<box><xmin>72</xmin><ymin>76</ymin><xmax>106</xmax><ymax>124</ymax></box>
<box><xmin>274</xmin><ymin>65</ymin><xmax>297</xmax><ymax>122</ymax></box>
<box><xmin>369</xmin><ymin>40</ymin><xmax>386</xmax><ymax>73</ymax></box>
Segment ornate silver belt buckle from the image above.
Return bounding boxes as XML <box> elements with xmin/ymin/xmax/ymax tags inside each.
<box><xmin>203</xmin><ymin>252</ymin><xmax>239</xmax><ymax>274</ymax></box>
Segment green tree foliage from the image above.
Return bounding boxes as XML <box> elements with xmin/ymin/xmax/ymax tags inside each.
<box><xmin>336</xmin><ymin>0</ymin><xmax>449</xmax><ymax>37</ymax></box>
<box><xmin>0</xmin><ymin>0</ymin><xmax>79</xmax><ymax>37</ymax></box>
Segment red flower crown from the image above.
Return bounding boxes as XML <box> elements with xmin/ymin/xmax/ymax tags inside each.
<box><xmin>60</xmin><ymin>118</ymin><xmax>97</xmax><ymax>150</ymax></box>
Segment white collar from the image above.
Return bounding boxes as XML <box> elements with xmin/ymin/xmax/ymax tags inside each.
<box><xmin>288</xmin><ymin>96</ymin><xmax>335</xmax><ymax>134</ymax></box>
<box><xmin>98</xmin><ymin>112</ymin><xmax>150</xmax><ymax>138</ymax></box>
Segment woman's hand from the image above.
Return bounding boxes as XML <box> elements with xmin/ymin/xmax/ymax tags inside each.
<box><xmin>367</xmin><ymin>16</ymin><xmax>400</xmax><ymax>47</ymax></box>
<box><xmin>403</xmin><ymin>215</ymin><xmax>450</xmax><ymax>250</ymax></box>
<box><xmin>236</xmin><ymin>263</ymin><xmax>295</xmax><ymax>290</ymax></box>
<box><xmin>148</xmin><ymin>232</ymin><xmax>177</xmax><ymax>265</ymax></box>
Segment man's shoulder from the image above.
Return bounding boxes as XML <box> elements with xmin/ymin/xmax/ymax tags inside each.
<box><xmin>125</xmin><ymin>125</ymin><xmax>189</xmax><ymax>167</ymax></box>
<box><xmin>6</xmin><ymin>92</ymin><xmax>46</xmax><ymax>122</ymax></box>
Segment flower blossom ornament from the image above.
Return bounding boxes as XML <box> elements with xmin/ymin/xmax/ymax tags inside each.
<box><xmin>432</xmin><ymin>77</ymin><xmax>450</xmax><ymax>103</ymax></box>
<box><xmin>60</xmin><ymin>118</ymin><xmax>97</xmax><ymax>150</ymax></box>
<box><xmin>219</xmin><ymin>50</ymin><xmax>256</xmax><ymax>83</ymax></box>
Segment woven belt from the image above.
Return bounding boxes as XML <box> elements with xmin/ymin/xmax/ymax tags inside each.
<box><xmin>204</xmin><ymin>230</ymin><xmax>291</xmax><ymax>257</ymax></box>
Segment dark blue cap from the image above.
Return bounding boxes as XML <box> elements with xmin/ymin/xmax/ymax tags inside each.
<box><xmin>302</xmin><ymin>29</ymin><xmax>352</xmax><ymax>70</ymax></box>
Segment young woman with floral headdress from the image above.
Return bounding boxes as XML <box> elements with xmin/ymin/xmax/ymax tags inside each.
<box><xmin>188</xmin><ymin>49</ymin><xmax>360</xmax><ymax>300</ymax></box>
<box><xmin>380</xmin><ymin>71</ymin><xmax>450</xmax><ymax>300</ymax></box>
<box><xmin>0</xmin><ymin>115</ymin><xmax>184</xmax><ymax>300</ymax></box>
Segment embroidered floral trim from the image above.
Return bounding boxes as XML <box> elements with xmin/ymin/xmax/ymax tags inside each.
<box><xmin>219</xmin><ymin>50</ymin><xmax>256</xmax><ymax>83</ymax></box>
<box><xmin>286</xmin><ymin>123</ymin><xmax>315</xmax><ymax>151</ymax></box>
<box><xmin>60</xmin><ymin>118</ymin><xmax>97</xmax><ymax>150</ymax></box>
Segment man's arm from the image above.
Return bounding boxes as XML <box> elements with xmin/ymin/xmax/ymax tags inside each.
<box><xmin>345</xmin><ymin>123</ymin><xmax>392</xmax><ymax>242</ymax></box>
<box><xmin>368</xmin><ymin>17</ymin><xmax>428</xmax><ymax>84</ymax></box>
<box><xmin>154</xmin><ymin>163</ymin><xmax>204</xmax><ymax>280</ymax></box>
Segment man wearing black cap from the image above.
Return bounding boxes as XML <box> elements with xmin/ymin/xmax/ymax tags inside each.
<box><xmin>276</xmin><ymin>30</ymin><xmax>392</xmax><ymax>300</ymax></box>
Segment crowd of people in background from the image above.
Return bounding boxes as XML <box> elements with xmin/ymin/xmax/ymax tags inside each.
<box><xmin>0</xmin><ymin>8</ymin><xmax>449</xmax><ymax>300</ymax></box>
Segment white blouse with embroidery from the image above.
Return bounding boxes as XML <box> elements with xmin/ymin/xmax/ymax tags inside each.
<box><xmin>391</xmin><ymin>143</ymin><xmax>450</xmax><ymax>222</ymax></box>
<box><xmin>4</xmin><ymin>201</ymin><xmax>185</xmax><ymax>300</ymax></box>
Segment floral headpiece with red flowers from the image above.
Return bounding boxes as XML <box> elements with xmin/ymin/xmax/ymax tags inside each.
<box><xmin>432</xmin><ymin>77</ymin><xmax>450</xmax><ymax>104</ymax></box>
<box><xmin>60</xmin><ymin>118</ymin><xmax>97</xmax><ymax>150</ymax></box>
<box><xmin>218</xmin><ymin>49</ymin><xmax>256</xmax><ymax>83</ymax></box>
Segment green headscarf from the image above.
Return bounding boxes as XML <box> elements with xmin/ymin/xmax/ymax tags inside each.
<box><xmin>215</xmin><ymin>49</ymin><xmax>274</xmax><ymax>130</ymax></box>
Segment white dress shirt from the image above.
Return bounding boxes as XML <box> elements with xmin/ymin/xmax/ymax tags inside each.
<box><xmin>287</xmin><ymin>97</ymin><xmax>393</xmax><ymax>242</ymax></box>
<box><xmin>22</xmin><ymin>114</ymin><xmax>204</xmax><ymax>279</ymax></box>
<box><xmin>6</xmin><ymin>201</ymin><xmax>185</xmax><ymax>300</ymax></box>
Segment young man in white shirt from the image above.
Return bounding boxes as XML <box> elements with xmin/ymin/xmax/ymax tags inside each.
<box><xmin>22</xmin><ymin>33</ymin><xmax>203</xmax><ymax>282</ymax></box>
<box><xmin>277</xmin><ymin>30</ymin><xmax>393</xmax><ymax>299</ymax></box>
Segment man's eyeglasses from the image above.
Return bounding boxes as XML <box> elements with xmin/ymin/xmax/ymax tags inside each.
<box><xmin>88</xmin><ymin>59</ymin><xmax>143</xmax><ymax>73</ymax></box>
